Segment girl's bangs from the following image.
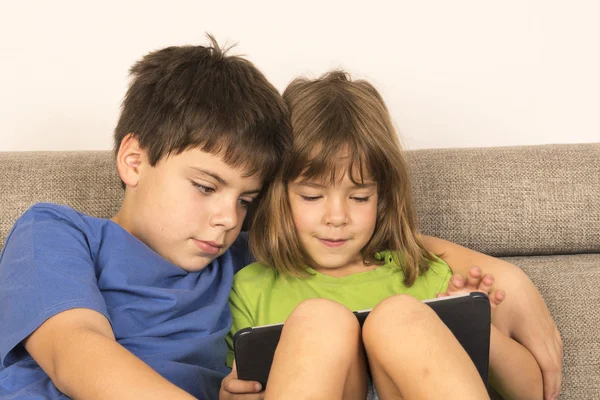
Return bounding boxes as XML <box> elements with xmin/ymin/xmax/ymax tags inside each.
<box><xmin>288</xmin><ymin>136</ymin><xmax>376</xmax><ymax>186</ymax></box>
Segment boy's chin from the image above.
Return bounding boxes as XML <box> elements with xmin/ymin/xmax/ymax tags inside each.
<box><xmin>169</xmin><ymin>253</ymin><xmax>218</xmax><ymax>273</ymax></box>
<box><xmin>182</xmin><ymin>258</ymin><xmax>217</xmax><ymax>272</ymax></box>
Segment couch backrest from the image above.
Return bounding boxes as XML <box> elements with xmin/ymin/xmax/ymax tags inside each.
<box><xmin>407</xmin><ymin>143</ymin><xmax>600</xmax><ymax>256</ymax></box>
<box><xmin>0</xmin><ymin>151</ymin><xmax>123</xmax><ymax>251</ymax></box>
<box><xmin>1</xmin><ymin>143</ymin><xmax>599</xmax><ymax>256</ymax></box>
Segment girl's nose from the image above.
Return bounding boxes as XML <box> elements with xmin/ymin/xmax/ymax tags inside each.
<box><xmin>324</xmin><ymin>198</ymin><xmax>349</xmax><ymax>227</ymax></box>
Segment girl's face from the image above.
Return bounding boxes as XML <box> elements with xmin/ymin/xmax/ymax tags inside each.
<box><xmin>288</xmin><ymin>170</ymin><xmax>378</xmax><ymax>277</ymax></box>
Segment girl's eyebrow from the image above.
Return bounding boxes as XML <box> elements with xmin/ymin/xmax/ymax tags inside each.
<box><xmin>354</xmin><ymin>183</ymin><xmax>377</xmax><ymax>189</ymax></box>
<box><xmin>293</xmin><ymin>181</ymin><xmax>377</xmax><ymax>189</ymax></box>
<box><xmin>294</xmin><ymin>181</ymin><xmax>325</xmax><ymax>188</ymax></box>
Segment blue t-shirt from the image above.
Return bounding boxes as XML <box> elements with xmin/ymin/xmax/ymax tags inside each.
<box><xmin>0</xmin><ymin>203</ymin><xmax>252</xmax><ymax>399</ymax></box>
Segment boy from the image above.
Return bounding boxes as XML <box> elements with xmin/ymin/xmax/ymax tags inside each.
<box><xmin>0</xmin><ymin>36</ymin><xmax>290</xmax><ymax>399</ymax></box>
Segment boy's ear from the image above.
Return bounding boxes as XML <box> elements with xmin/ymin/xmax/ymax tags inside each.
<box><xmin>116</xmin><ymin>133</ymin><xmax>145</xmax><ymax>188</ymax></box>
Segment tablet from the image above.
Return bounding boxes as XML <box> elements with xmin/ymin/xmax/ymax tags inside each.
<box><xmin>233</xmin><ymin>292</ymin><xmax>490</xmax><ymax>388</ymax></box>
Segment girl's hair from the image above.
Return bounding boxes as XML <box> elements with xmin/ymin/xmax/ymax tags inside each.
<box><xmin>250</xmin><ymin>70</ymin><xmax>434</xmax><ymax>286</ymax></box>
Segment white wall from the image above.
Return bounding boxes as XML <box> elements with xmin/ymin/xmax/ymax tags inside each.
<box><xmin>1</xmin><ymin>0</ymin><xmax>598</xmax><ymax>151</ymax></box>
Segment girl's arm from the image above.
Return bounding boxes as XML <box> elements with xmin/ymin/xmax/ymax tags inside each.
<box><xmin>421</xmin><ymin>235</ymin><xmax>562</xmax><ymax>400</ymax></box>
<box><xmin>489</xmin><ymin>324</ymin><xmax>543</xmax><ymax>400</ymax></box>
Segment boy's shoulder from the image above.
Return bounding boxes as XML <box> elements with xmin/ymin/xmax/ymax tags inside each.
<box><xmin>19</xmin><ymin>202</ymin><xmax>94</xmax><ymax>225</ymax></box>
<box><xmin>5</xmin><ymin>202</ymin><xmax>115</xmax><ymax>258</ymax></box>
<box><xmin>13</xmin><ymin>202</ymin><xmax>107</xmax><ymax>237</ymax></box>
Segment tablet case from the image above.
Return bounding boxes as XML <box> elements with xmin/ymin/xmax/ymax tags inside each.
<box><xmin>233</xmin><ymin>292</ymin><xmax>490</xmax><ymax>388</ymax></box>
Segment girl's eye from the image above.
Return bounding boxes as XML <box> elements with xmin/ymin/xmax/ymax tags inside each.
<box><xmin>192</xmin><ymin>181</ymin><xmax>215</xmax><ymax>194</ymax></box>
<box><xmin>352</xmin><ymin>196</ymin><xmax>371</xmax><ymax>203</ymax></box>
<box><xmin>300</xmin><ymin>195</ymin><xmax>321</xmax><ymax>202</ymax></box>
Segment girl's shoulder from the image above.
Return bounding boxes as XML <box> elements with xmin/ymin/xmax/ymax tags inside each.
<box><xmin>233</xmin><ymin>262</ymin><xmax>278</xmax><ymax>286</ymax></box>
<box><xmin>382</xmin><ymin>249</ymin><xmax>452</xmax><ymax>275</ymax></box>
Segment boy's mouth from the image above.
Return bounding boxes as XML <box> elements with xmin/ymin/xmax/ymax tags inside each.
<box><xmin>192</xmin><ymin>239</ymin><xmax>223</xmax><ymax>255</ymax></box>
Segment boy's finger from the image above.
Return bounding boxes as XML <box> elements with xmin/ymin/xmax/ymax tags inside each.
<box><xmin>491</xmin><ymin>290</ymin><xmax>505</xmax><ymax>306</ymax></box>
<box><xmin>223</xmin><ymin>378</ymin><xmax>262</xmax><ymax>394</ymax></box>
<box><xmin>478</xmin><ymin>273</ymin><xmax>494</xmax><ymax>294</ymax></box>
<box><xmin>448</xmin><ymin>274</ymin><xmax>465</xmax><ymax>292</ymax></box>
<box><xmin>465</xmin><ymin>266</ymin><xmax>482</xmax><ymax>289</ymax></box>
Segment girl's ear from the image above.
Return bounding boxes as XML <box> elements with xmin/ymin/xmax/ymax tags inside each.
<box><xmin>115</xmin><ymin>133</ymin><xmax>145</xmax><ymax>188</ymax></box>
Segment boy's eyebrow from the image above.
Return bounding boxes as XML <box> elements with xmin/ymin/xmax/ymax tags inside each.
<box><xmin>190</xmin><ymin>167</ymin><xmax>262</xmax><ymax>195</ymax></box>
<box><xmin>191</xmin><ymin>167</ymin><xmax>227</xmax><ymax>184</ymax></box>
<box><xmin>242</xmin><ymin>188</ymin><xmax>263</xmax><ymax>196</ymax></box>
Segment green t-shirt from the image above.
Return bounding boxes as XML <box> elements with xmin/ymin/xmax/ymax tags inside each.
<box><xmin>226</xmin><ymin>250</ymin><xmax>452</xmax><ymax>367</ymax></box>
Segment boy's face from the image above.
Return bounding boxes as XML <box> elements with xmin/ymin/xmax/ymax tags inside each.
<box><xmin>287</xmin><ymin>170</ymin><xmax>378</xmax><ymax>277</ymax></box>
<box><xmin>120</xmin><ymin>147</ymin><xmax>262</xmax><ymax>272</ymax></box>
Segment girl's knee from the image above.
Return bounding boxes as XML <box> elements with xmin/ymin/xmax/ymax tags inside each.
<box><xmin>287</xmin><ymin>298</ymin><xmax>359</xmax><ymax>332</ymax></box>
<box><xmin>363</xmin><ymin>295</ymin><xmax>437</xmax><ymax>339</ymax></box>
<box><xmin>372</xmin><ymin>294</ymin><xmax>433</xmax><ymax>320</ymax></box>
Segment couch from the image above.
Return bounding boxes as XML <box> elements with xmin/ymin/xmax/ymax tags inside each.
<box><xmin>1</xmin><ymin>143</ymin><xmax>599</xmax><ymax>399</ymax></box>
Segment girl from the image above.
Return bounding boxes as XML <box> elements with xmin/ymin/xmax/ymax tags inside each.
<box><xmin>224</xmin><ymin>71</ymin><xmax>543</xmax><ymax>399</ymax></box>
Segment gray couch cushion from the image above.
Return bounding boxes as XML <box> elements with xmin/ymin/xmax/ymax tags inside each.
<box><xmin>499</xmin><ymin>254</ymin><xmax>600</xmax><ymax>399</ymax></box>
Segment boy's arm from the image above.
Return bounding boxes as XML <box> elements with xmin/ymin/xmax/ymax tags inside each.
<box><xmin>24</xmin><ymin>308</ymin><xmax>196</xmax><ymax>400</ymax></box>
<box><xmin>489</xmin><ymin>324</ymin><xmax>543</xmax><ymax>400</ymax></box>
<box><xmin>421</xmin><ymin>235</ymin><xmax>562</xmax><ymax>400</ymax></box>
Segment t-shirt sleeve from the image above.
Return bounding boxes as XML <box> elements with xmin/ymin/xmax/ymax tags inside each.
<box><xmin>0</xmin><ymin>206</ymin><xmax>110</xmax><ymax>368</ymax></box>
<box><xmin>225</xmin><ymin>282</ymin><xmax>255</xmax><ymax>368</ymax></box>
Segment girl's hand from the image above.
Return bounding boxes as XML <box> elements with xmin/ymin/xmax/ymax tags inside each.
<box><xmin>437</xmin><ymin>266</ymin><xmax>505</xmax><ymax>314</ymax></box>
<box><xmin>219</xmin><ymin>362</ymin><xmax>264</xmax><ymax>400</ymax></box>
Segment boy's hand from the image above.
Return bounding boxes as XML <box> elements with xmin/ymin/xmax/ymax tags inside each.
<box><xmin>219</xmin><ymin>362</ymin><xmax>264</xmax><ymax>400</ymax></box>
<box><xmin>437</xmin><ymin>266</ymin><xmax>505</xmax><ymax>313</ymax></box>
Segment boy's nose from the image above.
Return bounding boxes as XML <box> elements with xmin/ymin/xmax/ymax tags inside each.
<box><xmin>210</xmin><ymin>202</ymin><xmax>238</xmax><ymax>230</ymax></box>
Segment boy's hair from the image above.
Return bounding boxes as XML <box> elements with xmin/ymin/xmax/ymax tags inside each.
<box><xmin>250</xmin><ymin>70</ymin><xmax>434</xmax><ymax>285</ymax></box>
<box><xmin>114</xmin><ymin>35</ymin><xmax>291</xmax><ymax>187</ymax></box>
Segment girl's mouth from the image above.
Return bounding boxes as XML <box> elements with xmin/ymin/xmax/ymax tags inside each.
<box><xmin>319</xmin><ymin>238</ymin><xmax>347</xmax><ymax>248</ymax></box>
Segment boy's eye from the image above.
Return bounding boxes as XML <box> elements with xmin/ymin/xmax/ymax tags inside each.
<box><xmin>300</xmin><ymin>195</ymin><xmax>321</xmax><ymax>202</ymax></box>
<box><xmin>352</xmin><ymin>196</ymin><xmax>371</xmax><ymax>203</ymax></box>
<box><xmin>239</xmin><ymin>198</ymin><xmax>253</xmax><ymax>208</ymax></box>
<box><xmin>192</xmin><ymin>181</ymin><xmax>215</xmax><ymax>194</ymax></box>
